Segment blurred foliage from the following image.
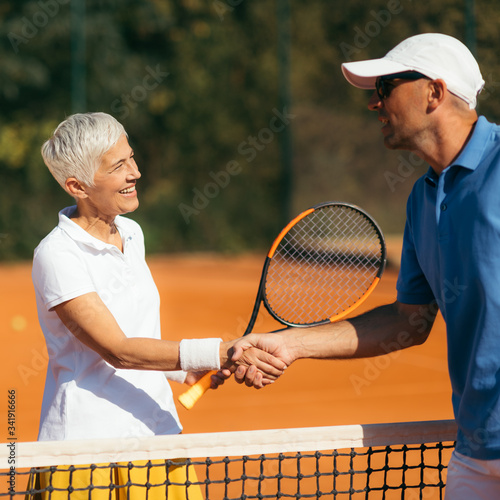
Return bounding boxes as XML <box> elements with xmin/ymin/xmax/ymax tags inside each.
<box><xmin>0</xmin><ymin>0</ymin><xmax>499</xmax><ymax>260</ymax></box>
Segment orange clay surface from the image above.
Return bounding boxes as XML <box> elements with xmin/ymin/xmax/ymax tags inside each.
<box><xmin>0</xmin><ymin>243</ymin><xmax>453</xmax><ymax>442</ymax></box>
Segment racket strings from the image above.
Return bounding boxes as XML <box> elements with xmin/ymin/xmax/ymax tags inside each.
<box><xmin>264</xmin><ymin>206</ymin><xmax>384</xmax><ymax>325</ymax></box>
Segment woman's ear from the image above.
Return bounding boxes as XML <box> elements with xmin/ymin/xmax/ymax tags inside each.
<box><xmin>65</xmin><ymin>177</ymin><xmax>89</xmax><ymax>199</ymax></box>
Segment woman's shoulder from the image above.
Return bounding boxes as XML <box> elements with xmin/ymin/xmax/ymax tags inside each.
<box><xmin>34</xmin><ymin>224</ymin><xmax>73</xmax><ymax>256</ymax></box>
<box><xmin>33</xmin><ymin>226</ymin><xmax>82</xmax><ymax>275</ymax></box>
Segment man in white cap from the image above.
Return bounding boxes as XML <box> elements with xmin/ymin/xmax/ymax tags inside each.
<box><xmin>228</xmin><ymin>33</ymin><xmax>500</xmax><ymax>497</ymax></box>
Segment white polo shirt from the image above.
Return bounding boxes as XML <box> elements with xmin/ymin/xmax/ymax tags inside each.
<box><xmin>32</xmin><ymin>206</ymin><xmax>182</xmax><ymax>441</ymax></box>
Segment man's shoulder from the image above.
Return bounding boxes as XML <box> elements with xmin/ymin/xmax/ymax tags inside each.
<box><xmin>477</xmin><ymin>115</ymin><xmax>500</xmax><ymax>138</ymax></box>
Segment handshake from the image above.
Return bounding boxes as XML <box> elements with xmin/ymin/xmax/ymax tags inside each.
<box><xmin>219</xmin><ymin>333</ymin><xmax>296</xmax><ymax>388</ymax></box>
<box><xmin>184</xmin><ymin>333</ymin><xmax>297</xmax><ymax>391</ymax></box>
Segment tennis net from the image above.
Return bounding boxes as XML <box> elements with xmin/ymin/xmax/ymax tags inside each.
<box><xmin>1</xmin><ymin>419</ymin><xmax>456</xmax><ymax>499</ymax></box>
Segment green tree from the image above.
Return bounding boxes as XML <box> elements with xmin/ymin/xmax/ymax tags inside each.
<box><xmin>0</xmin><ymin>0</ymin><xmax>499</xmax><ymax>260</ymax></box>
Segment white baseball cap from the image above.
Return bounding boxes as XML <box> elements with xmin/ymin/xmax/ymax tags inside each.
<box><xmin>341</xmin><ymin>33</ymin><xmax>485</xmax><ymax>109</ymax></box>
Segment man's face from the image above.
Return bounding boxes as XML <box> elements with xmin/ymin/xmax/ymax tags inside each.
<box><xmin>368</xmin><ymin>76</ymin><xmax>430</xmax><ymax>151</ymax></box>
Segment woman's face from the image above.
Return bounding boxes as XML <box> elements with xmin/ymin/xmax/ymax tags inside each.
<box><xmin>84</xmin><ymin>134</ymin><xmax>141</xmax><ymax>219</ymax></box>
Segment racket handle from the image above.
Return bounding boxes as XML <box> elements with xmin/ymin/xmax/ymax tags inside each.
<box><xmin>178</xmin><ymin>371</ymin><xmax>216</xmax><ymax>410</ymax></box>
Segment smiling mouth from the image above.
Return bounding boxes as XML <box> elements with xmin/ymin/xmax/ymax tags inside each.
<box><xmin>119</xmin><ymin>186</ymin><xmax>136</xmax><ymax>194</ymax></box>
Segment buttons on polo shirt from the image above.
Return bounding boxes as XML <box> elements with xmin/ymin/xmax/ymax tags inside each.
<box><xmin>437</xmin><ymin>201</ymin><xmax>449</xmax><ymax>241</ymax></box>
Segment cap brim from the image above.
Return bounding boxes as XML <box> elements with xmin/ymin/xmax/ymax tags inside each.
<box><xmin>341</xmin><ymin>58</ymin><xmax>411</xmax><ymax>89</ymax></box>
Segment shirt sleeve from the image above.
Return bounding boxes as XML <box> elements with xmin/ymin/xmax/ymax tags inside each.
<box><xmin>396</xmin><ymin>209</ymin><xmax>436</xmax><ymax>305</ymax></box>
<box><xmin>32</xmin><ymin>238</ymin><xmax>96</xmax><ymax>311</ymax></box>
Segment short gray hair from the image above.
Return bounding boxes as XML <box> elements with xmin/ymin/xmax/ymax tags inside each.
<box><xmin>41</xmin><ymin>112</ymin><xmax>127</xmax><ymax>190</ymax></box>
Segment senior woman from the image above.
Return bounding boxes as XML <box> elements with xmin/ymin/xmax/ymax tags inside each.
<box><xmin>30</xmin><ymin>112</ymin><xmax>285</xmax><ymax>499</ymax></box>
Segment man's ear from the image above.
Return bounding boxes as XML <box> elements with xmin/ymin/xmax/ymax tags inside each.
<box><xmin>427</xmin><ymin>79</ymin><xmax>447</xmax><ymax>111</ymax></box>
<box><xmin>65</xmin><ymin>177</ymin><xmax>89</xmax><ymax>199</ymax></box>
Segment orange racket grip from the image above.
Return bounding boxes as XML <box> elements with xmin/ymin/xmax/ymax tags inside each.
<box><xmin>178</xmin><ymin>370</ymin><xmax>216</xmax><ymax>410</ymax></box>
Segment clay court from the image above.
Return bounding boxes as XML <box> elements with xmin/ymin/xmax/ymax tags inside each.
<box><xmin>1</xmin><ymin>243</ymin><xmax>453</xmax><ymax>441</ymax></box>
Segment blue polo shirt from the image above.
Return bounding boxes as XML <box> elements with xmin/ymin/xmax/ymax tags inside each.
<box><xmin>397</xmin><ymin>116</ymin><xmax>500</xmax><ymax>460</ymax></box>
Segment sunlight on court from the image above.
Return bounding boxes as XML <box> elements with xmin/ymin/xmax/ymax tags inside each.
<box><xmin>10</xmin><ymin>315</ymin><xmax>27</xmax><ymax>332</ymax></box>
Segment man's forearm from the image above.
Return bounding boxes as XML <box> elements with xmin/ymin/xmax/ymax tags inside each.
<box><xmin>280</xmin><ymin>301</ymin><xmax>435</xmax><ymax>362</ymax></box>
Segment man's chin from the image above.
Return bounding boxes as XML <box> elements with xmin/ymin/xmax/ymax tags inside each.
<box><xmin>383</xmin><ymin>134</ymin><xmax>407</xmax><ymax>151</ymax></box>
<box><xmin>383</xmin><ymin>137</ymin><xmax>399</xmax><ymax>150</ymax></box>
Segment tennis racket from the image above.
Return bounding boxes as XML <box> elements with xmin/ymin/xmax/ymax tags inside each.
<box><xmin>178</xmin><ymin>201</ymin><xmax>386</xmax><ymax>410</ymax></box>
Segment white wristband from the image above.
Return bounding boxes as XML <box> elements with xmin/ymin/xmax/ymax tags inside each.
<box><xmin>179</xmin><ymin>338</ymin><xmax>222</xmax><ymax>372</ymax></box>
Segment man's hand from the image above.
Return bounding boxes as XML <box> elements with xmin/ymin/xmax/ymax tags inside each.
<box><xmin>213</xmin><ymin>334</ymin><xmax>291</xmax><ymax>389</ymax></box>
<box><xmin>229</xmin><ymin>333</ymin><xmax>295</xmax><ymax>387</ymax></box>
<box><xmin>233</xmin><ymin>333</ymin><xmax>295</xmax><ymax>364</ymax></box>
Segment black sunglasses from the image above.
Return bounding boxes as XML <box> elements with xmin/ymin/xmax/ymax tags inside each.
<box><xmin>375</xmin><ymin>72</ymin><xmax>428</xmax><ymax>100</ymax></box>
